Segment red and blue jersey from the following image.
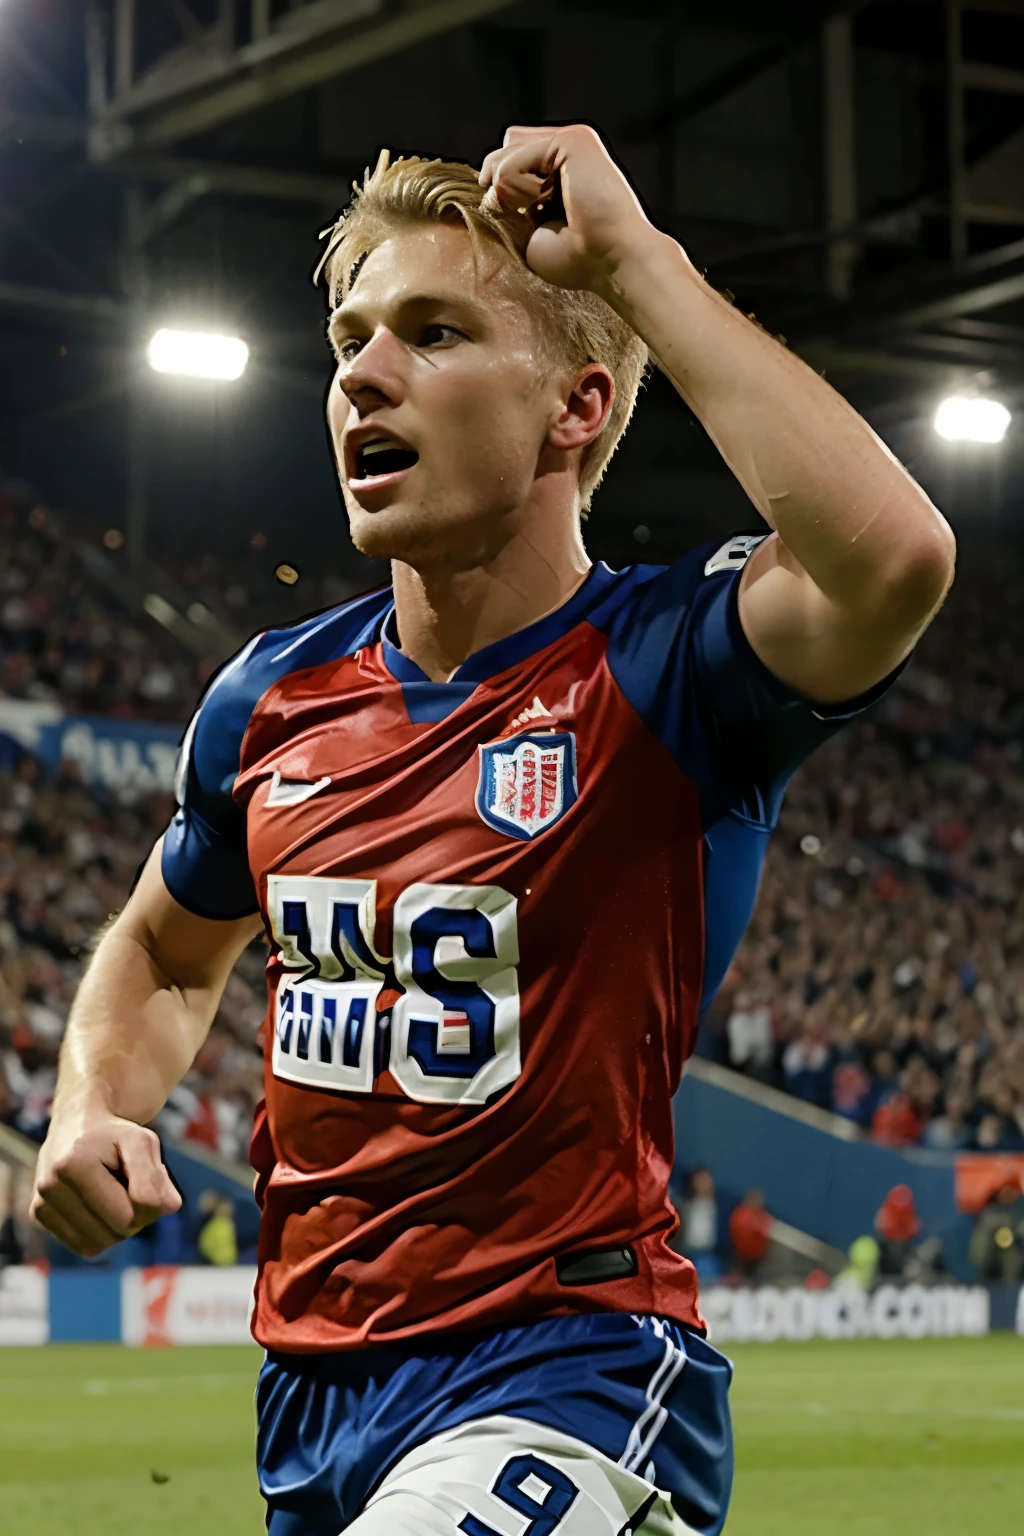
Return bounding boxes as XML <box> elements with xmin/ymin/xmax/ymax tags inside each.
<box><xmin>162</xmin><ymin>536</ymin><xmax>893</xmax><ymax>1353</ymax></box>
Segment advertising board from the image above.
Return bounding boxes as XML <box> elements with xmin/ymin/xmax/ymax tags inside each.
<box><xmin>122</xmin><ymin>1265</ymin><xmax>257</xmax><ymax>1347</ymax></box>
<box><xmin>0</xmin><ymin>700</ymin><xmax>180</xmax><ymax>798</ymax></box>
<box><xmin>0</xmin><ymin>1265</ymin><xmax>49</xmax><ymax>1345</ymax></box>
<box><xmin>702</xmin><ymin>1281</ymin><xmax>991</xmax><ymax>1343</ymax></box>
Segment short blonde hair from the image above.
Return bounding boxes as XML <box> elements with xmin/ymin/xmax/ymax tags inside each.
<box><xmin>316</xmin><ymin>152</ymin><xmax>648</xmax><ymax>511</ymax></box>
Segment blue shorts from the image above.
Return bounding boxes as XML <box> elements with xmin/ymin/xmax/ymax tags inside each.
<box><xmin>257</xmin><ymin>1312</ymin><xmax>733</xmax><ymax>1534</ymax></box>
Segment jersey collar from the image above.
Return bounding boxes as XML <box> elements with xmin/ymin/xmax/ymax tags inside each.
<box><xmin>380</xmin><ymin>562</ymin><xmax>618</xmax><ymax>686</ymax></box>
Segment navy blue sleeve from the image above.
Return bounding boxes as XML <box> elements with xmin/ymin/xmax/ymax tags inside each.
<box><xmin>602</xmin><ymin>536</ymin><xmax>907</xmax><ymax>1005</ymax></box>
<box><xmin>161</xmin><ymin>633</ymin><xmax>266</xmax><ymax>921</ymax></box>
<box><xmin>161</xmin><ymin>588</ymin><xmax>394</xmax><ymax>921</ymax></box>
<box><xmin>603</xmin><ymin>535</ymin><xmax>903</xmax><ymax>827</ymax></box>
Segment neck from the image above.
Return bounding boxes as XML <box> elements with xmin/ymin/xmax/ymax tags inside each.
<box><xmin>390</xmin><ymin>495</ymin><xmax>591</xmax><ymax>683</ymax></box>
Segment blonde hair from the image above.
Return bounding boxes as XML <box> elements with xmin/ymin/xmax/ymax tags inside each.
<box><xmin>316</xmin><ymin>152</ymin><xmax>648</xmax><ymax>511</ymax></box>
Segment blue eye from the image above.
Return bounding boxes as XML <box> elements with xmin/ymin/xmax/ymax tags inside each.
<box><xmin>336</xmin><ymin>338</ymin><xmax>362</xmax><ymax>362</ymax></box>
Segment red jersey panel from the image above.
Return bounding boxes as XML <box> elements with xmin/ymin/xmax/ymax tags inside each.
<box><xmin>163</xmin><ymin>548</ymin><xmax>892</xmax><ymax>1351</ymax></box>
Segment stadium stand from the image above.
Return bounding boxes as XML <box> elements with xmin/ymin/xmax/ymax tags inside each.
<box><xmin>2</xmin><ymin>479</ymin><xmax>1024</xmax><ymax>1163</ymax></box>
<box><xmin>704</xmin><ymin>561</ymin><xmax>1024</xmax><ymax>1152</ymax></box>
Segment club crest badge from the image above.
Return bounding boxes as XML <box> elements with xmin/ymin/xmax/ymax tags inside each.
<box><xmin>476</xmin><ymin>731</ymin><xmax>578</xmax><ymax>842</ymax></box>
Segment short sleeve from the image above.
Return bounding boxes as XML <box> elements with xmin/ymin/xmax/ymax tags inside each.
<box><xmin>603</xmin><ymin>535</ymin><xmax>906</xmax><ymax>829</ymax></box>
<box><xmin>161</xmin><ymin>637</ymin><xmax>263</xmax><ymax>921</ymax></box>
<box><xmin>159</xmin><ymin>586</ymin><xmax>396</xmax><ymax>921</ymax></box>
<box><xmin>689</xmin><ymin>554</ymin><xmax>905</xmax><ymax>825</ymax></box>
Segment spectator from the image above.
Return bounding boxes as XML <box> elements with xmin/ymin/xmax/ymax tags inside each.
<box><xmin>197</xmin><ymin>1192</ymin><xmax>238</xmax><ymax>1267</ymax></box>
<box><xmin>728</xmin><ymin>1188</ymin><xmax>773</xmax><ymax>1279</ymax></box>
<box><xmin>6</xmin><ymin>481</ymin><xmax>1024</xmax><ymax>1176</ymax></box>
<box><xmin>923</xmin><ymin>1088</ymin><xmax>973</xmax><ymax>1151</ymax></box>
<box><xmin>725</xmin><ymin>992</ymin><xmax>774</xmax><ymax>1078</ymax></box>
<box><xmin>838</xmin><ymin>1234</ymin><xmax>880</xmax><ymax>1290</ymax></box>
<box><xmin>673</xmin><ymin>1167</ymin><xmax>720</xmax><ymax>1280</ymax></box>
<box><xmin>875</xmin><ymin>1184</ymin><xmax>920</xmax><ymax>1277</ymax></box>
<box><xmin>871</xmin><ymin>1089</ymin><xmax>923</xmax><ymax>1148</ymax></box>
<box><xmin>968</xmin><ymin>1181</ymin><xmax>1024</xmax><ymax>1284</ymax></box>
<box><xmin>0</xmin><ymin>1161</ymin><xmax>24</xmax><ymax>1268</ymax></box>
<box><xmin>1</xmin><ymin>1027</ymin><xmax>56</xmax><ymax>1143</ymax></box>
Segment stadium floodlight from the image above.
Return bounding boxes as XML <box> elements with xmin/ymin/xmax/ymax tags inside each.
<box><xmin>147</xmin><ymin>328</ymin><xmax>249</xmax><ymax>381</ymax></box>
<box><xmin>933</xmin><ymin>395</ymin><xmax>1011</xmax><ymax>445</ymax></box>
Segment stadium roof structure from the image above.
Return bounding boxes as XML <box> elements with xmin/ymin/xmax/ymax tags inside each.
<box><xmin>1</xmin><ymin>0</ymin><xmax>1023</xmax><ymax>549</ymax></box>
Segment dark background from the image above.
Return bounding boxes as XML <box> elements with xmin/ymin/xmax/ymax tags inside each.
<box><xmin>1</xmin><ymin>0</ymin><xmax>1023</xmax><ymax>587</ymax></box>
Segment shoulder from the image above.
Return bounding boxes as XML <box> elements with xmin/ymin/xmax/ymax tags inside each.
<box><xmin>180</xmin><ymin>584</ymin><xmax>392</xmax><ymax>806</ymax></box>
<box><xmin>590</xmin><ymin>532</ymin><xmax>769</xmax><ymax>635</ymax></box>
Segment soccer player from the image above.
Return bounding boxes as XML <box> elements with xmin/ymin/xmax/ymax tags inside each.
<box><xmin>32</xmin><ymin>126</ymin><xmax>954</xmax><ymax>1534</ymax></box>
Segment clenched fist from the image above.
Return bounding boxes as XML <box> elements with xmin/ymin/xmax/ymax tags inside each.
<box><xmin>479</xmin><ymin>123</ymin><xmax>656</xmax><ymax>294</ymax></box>
<box><xmin>31</xmin><ymin>1099</ymin><xmax>181</xmax><ymax>1258</ymax></box>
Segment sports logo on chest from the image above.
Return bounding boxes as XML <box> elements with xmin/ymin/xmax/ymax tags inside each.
<box><xmin>475</xmin><ymin>729</ymin><xmax>578</xmax><ymax>842</ymax></box>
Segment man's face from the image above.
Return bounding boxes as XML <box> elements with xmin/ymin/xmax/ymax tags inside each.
<box><xmin>326</xmin><ymin>222</ymin><xmax>565</xmax><ymax>566</ymax></box>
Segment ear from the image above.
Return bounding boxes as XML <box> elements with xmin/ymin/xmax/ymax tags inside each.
<box><xmin>547</xmin><ymin>363</ymin><xmax>615</xmax><ymax>454</ymax></box>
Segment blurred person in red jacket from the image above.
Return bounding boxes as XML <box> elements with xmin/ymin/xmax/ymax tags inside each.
<box><xmin>871</xmin><ymin>1090</ymin><xmax>923</xmax><ymax>1148</ymax></box>
<box><xmin>875</xmin><ymin>1183</ymin><xmax>920</xmax><ymax>1276</ymax></box>
<box><xmin>729</xmin><ymin>1188</ymin><xmax>773</xmax><ymax>1279</ymax></box>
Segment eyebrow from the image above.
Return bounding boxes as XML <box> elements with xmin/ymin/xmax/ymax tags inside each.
<box><xmin>327</xmin><ymin>290</ymin><xmax>489</xmax><ymax>344</ymax></box>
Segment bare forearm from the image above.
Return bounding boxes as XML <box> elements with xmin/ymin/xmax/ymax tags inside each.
<box><xmin>598</xmin><ymin>230</ymin><xmax>954</xmax><ymax>610</ymax></box>
<box><xmin>56</xmin><ymin>924</ymin><xmax>220</xmax><ymax>1127</ymax></box>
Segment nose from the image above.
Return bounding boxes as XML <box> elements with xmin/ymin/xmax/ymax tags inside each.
<box><xmin>335</xmin><ymin>328</ymin><xmax>406</xmax><ymax>418</ymax></box>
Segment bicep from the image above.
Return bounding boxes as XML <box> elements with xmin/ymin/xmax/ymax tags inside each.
<box><xmin>738</xmin><ymin>533</ymin><xmax>934</xmax><ymax>706</ymax></box>
<box><xmin>119</xmin><ymin>838</ymin><xmax>264</xmax><ymax>997</ymax></box>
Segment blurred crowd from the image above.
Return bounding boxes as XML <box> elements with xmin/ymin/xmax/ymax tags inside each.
<box><xmin>4</xmin><ymin>476</ymin><xmax>1024</xmax><ymax>1177</ymax></box>
<box><xmin>0</xmin><ymin>481</ymin><xmax>363</xmax><ymax>724</ymax></box>
<box><xmin>671</xmin><ymin>1166</ymin><xmax>1024</xmax><ymax>1289</ymax></box>
<box><xmin>705</xmin><ymin>566</ymin><xmax>1024</xmax><ymax>1152</ymax></box>
<box><xmin>0</xmin><ymin>751</ymin><xmax>268</xmax><ymax>1163</ymax></box>
<box><xmin>1</xmin><ymin>495</ymin><xmax>202</xmax><ymax>722</ymax></box>
<box><xmin>0</xmin><ymin>485</ymin><xmax>287</xmax><ymax>1165</ymax></box>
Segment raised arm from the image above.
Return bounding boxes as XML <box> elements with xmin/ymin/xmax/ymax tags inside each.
<box><xmin>31</xmin><ymin>841</ymin><xmax>263</xmax><ymax>1258</ymax></box>
<box><xmin>481</xmin><ymin>125</ymin><xmax>956</xmax><ymax>703</ymax></box>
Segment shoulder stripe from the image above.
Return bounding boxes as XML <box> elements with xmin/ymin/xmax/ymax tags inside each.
<box><xmin>703</xmin><ymin>534</ymin><xmax>768</xmax><ymax>577</ymax></box>
<box><xmin>271</xmin><ymin>608</ymin><xmax>363</xmax><ymax>665</ymax></box>
<box><xmin>173</xmin><ymin>630</ymin><xmax>264</xmax><ymax>805</ymax></box>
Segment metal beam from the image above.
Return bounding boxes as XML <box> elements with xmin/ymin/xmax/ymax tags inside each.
<box><xmin>871</xmin><ymin>269</ymin><xmax>1024</xmax><ymax>332</ymax></box>
<box><xmin>897</xmin><ymin>331</ymin><xmax>1022</xmax><ymax>362</ymax></box>
<box><xmin>822</xmin><ymin>11</ymin><xmax>858</xmax><ymax>302</ymax></box>
<box><xmin>86</xmin><ymin>0</ymin><xmax>109</xmax><ymax>113</ymax></box>
<box><xmin>947</xmin><ymin>0</ymin><xmax>969</xmax><ymax>267</ymax></box>
<box><xmin>96</xmin><ymin>153</ymin><xmax>349</xmax><ymax>206</ymax></box>
<box><xmin>163</xmin><ymin>0</ymin><xmax>207</xmax><ymax>42</ymax></box>
<box><xmin>963</xmin><ymin>201</ymin><xmax>1024</xmax><ymax>224</ymax></box>
<box><xmin>796</xmin><ymin>343</ymin><xmax>960</xmax><ymax>381</ymax></box>
<box><xmin>115</xmin><ymin>0</ymin><xmax>136</xmax><ymax>97</ymax></box>
<box><xmin>622</xmin><ymin>37</ymin><xmax>793</xmax><ymax>142</ymax></box>
<box><xmin>131</xmin><ymin>178</ymin><xmax>211</xmax><ymax>246</ymax></box>
<box><xmin>0</xmin><ymin>282</ymin><xmax>126</xmax><ymax>327</ymax></box>
<box><xmin>964</xmin><ymin>234</ymin><xmax>1024</xmax><ymax>271</ymax></box>
<box><xmin>94</xmin><ymin>0</ymin><xmax>513</xmax><ymax>150</ymax></box>
<box><xmin>621</xmin><ymin>1</ymin><xmax>876</xmax><ymax>144</ymax></box>
<box><xmin>963</xmin><ymin>61</ymin><xmax>1024</xmax><ymax>95</ymax></box>
<box><xmin>943</xmin><ymin>315</ymin><xmax>1024</xmax><ymax>342</ymax></box>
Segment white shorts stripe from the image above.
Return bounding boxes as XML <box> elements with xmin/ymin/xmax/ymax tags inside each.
<box><xmin>618</xmin><ymin>1325</ymin><xmax>688</xmax><ymax>1473</ymax></box>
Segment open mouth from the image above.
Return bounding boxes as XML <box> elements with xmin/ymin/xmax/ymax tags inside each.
<box><xmin>353</xmin><ymin>439</ymin><xmax>419</xmax><ymax>482</ymax></box>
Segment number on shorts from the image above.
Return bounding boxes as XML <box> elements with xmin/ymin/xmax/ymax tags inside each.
<box><xmin>458</xmin><ymin>1453</ymin><xmax>579</xmax><ymax>1536</ymax></box>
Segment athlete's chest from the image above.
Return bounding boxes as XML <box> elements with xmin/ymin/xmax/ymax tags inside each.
<box><xmin>236</xmin><ymin>624</ymin><xmax>654</xmax><ymax>883</ymax></box>
<box><xmin>239</xmin><ymin>627</ymin><xmax>702</xmax><ymax>1111</ymax></box>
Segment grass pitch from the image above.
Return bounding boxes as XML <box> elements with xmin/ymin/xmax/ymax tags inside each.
<box><xmin>0</xmin><ymin>1336</ymin><xmax>1020</xmax><ymax>1534</ymax></box>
